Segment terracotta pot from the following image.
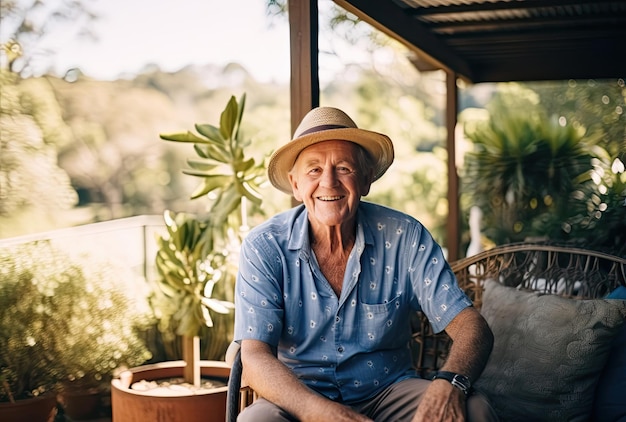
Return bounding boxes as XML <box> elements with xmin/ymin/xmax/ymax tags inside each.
<box><xmin>0</xmin><ymin>393</ymin><xmax>58</xmax><ymax>422</ymax></box>
<box><xmin>59</xmin><ymin>387</ymin><xmax>102</xmax><ymax>420</ymax></box>
<box><xmin>111</xmin><ymin>360</ymin><xmax>229</xmax><ymax>422</ymax></box>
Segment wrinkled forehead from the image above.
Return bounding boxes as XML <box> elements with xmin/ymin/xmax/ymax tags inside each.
<box><xmin>294</xmin><ymin>140</ymin><xmax>362</xmax><ymax>164</ymax></box>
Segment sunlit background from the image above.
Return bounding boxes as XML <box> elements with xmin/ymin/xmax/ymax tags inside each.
<box><xmin>1</xmin><ymin>1</ymin><xmax>624</xmax><ymax>415</ymax></box>
<box><xmin>1</xmin><ymin>0</ymin><xmax>624</xmax><ymax>254</ymax></box>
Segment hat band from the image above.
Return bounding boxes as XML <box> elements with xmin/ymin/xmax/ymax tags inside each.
<box><xmin>297</xmin><ymin>124</ymin><xmax>351</xmax><ymax>138</ymax></box>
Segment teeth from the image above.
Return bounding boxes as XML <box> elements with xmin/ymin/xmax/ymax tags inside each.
<box><xmin>318</xmin><ymin>196</ymin><xmax>341</xmax><ymax>201</ymax></box>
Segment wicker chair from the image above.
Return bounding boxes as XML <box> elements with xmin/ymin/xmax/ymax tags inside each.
<box><xmin>411</xmin><ymin>242</ymin><xmax>626</xmax><ymax>379</ymax></box>
<box><xmin>225</xmin><ymin>242</ymin><xmax>626</xmax><ymax>422</ymax></box>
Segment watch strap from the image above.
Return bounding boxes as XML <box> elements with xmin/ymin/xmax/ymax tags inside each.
<box><xmin>431</xmin><ymin>371</ymin><xmax>472</xmax><ymax>397</ymax></box>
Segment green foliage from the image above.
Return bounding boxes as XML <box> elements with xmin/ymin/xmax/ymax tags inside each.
<box><xmin>0</xmin><ymin>241</ymin><xmax>152</xmax><ymax>402</ymax></box>
<box><xmin>566</xmin><ymin>149</ymin><xmax>626</xmax><ymax>256</ymax></box>
<box><xmin>153</xmin><ymin>211</ymin><xmax>234</xmax><ymax>340</ymax></box>
<box><xmin>0</xmin><ymin>1</ymin><xmax>97</xmax><ymax>76</ymax></box>
<box><xmin>527</xmin><ymin>79</ymin><xmax>625</xmax><ymax>157</ymax></box>
<box><xmin>0</xmin><ymin>69</ymin><xmax>77</xmax><ymax>235</ymax></box>
<box><xmin>153</xmin><ymin>94</ymin><xmax>266</xmax><ymax>363</ymax></box>
<box><xmin>160</xmin><ymin>94</ymin><xmax>266</xmax><ymax>226</ymax></box>
<box><xmin>462</xmin><ymin>82</ymin><xmax>626</xmax><ymax>256</ymax></box>
<box><xmin>463</xmin><ymin>110</ymin><xmax>595</xmax><ymax>244</ymax></box>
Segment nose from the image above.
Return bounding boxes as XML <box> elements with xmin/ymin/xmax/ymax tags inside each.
<box><xmin>319</xmin><ymin>167</ymin><xmax>338</xmax><ymax>187</ymax></box>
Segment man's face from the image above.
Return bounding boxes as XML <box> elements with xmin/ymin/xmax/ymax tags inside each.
<box><xmin>289</xmin><ymin>140</ymin><xmax>372</xmax><ymax>228</ymax></box>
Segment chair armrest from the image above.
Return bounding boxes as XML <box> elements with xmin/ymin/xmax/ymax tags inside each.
<box><xmin>226</xmin><ymin>341</ymin><xmax>242</xmax><ymax>422</ymax></box>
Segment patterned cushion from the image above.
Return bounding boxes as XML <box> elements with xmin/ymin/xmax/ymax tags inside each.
<box><xmin>474</xmin><ymin>279</ymin><xmax>626</xmax><ymax>422</ymax></box>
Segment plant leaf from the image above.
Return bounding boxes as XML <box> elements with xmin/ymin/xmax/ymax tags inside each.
<box><xmin>160</xmin><ymin>131</ymin><xmax>210</xmax><ymax>144</ymax></box>
<box><xmin>194</xmin><ymin>124</ymin><xmax>225</xmax><ymax>144</ymax></box>
<box><xmin>201</xmin><ymin>297</ymin><xmax>233</xmax><ymax>314</ymax></box>
<box><xmin>219</xmin><ymin>96</ymin><xmax>239</xmax><ymax>140</ymax></box>
<box><xmin>234</xmin><ymin>93</ymin><xmax>246</xmax><ymax>139</ymax></box>
<box><xmin>187</xmin><ymin>175</ymin><xmax>231</xmax><ymax>199</ymax></box>
<box><xmin>211</xmin><ymin>186</ymin><xmax>241</xmax><ymax>226</ymax></box>
<box><xmin>186</xmin><ymin>159</ymin><xmax>220</xmax><ymax>172</ymax></box>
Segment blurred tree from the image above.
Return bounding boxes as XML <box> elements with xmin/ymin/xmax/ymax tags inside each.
<box><xmin>51</xmin><ymin>67</ymin><xmax>293</xmax><ymax>222</ymax></box>
<box><xmin>50</xmin><ymin>76</ymin><xmax>187</xmax><ymax>220</ymax></box>
<box><xmin>462</xmin><ymin>84</ymin><xmax>594</xmax><ymax>244</ymax></box>
<box><xmin>462</xmin><ymin>82</ymin><xmax>625</xmax><ymax>256</ymax></box>
<box><xmin>527</xmin><ymin>79</ymin><xmax>625</xmax><ymax>156</ymax></box>
<box><xmin>0</xmin><ymin>0</ymin><xmax>97</xmax><ymax>77</ymax></box>
<box><xmin>535</xmin><ymin>79</ymin><xmax>626</xmax><ymax>254</ymax></box>
<box><xmin>0</xmin><ymin>68</ymin><xmax>78</xmax><ymax>236</ymax></box>
<box><xmin>566</xmin><ymin>148</ymin><xmax>626</xmax><ymax>257</ymax></box>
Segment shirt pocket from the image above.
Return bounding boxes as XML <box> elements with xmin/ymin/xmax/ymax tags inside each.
<box><xmin>357</xmin><ymin>295</ymin><xmax>404</xmax><ymax>350</ymax></box>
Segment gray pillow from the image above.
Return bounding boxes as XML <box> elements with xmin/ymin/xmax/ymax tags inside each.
<box><xmin>474</xmin><ymin>279</ymin><xmax>626</xmax><ymax>422</ymax></box>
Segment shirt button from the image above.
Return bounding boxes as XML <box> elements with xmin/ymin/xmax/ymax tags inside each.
<box><xmin>337</xmin><ymin>346</ymin><xmax>344</xmax><ymax>353</ymax></box>
<box><xmin>335</xmin><ymin>316</ymin><xmax>340</xmax><ymax>323</ymax></box>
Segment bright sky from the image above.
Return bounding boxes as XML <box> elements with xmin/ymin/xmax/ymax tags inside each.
<box><xmin>6</xmin><ymin>0</ymin><xmax>293</xmax><ymax>82</ymax></box>
<box><xmin>1</xmin><ymin>0</ymin><xmax>382</xmax><ymax>85</ymax></box>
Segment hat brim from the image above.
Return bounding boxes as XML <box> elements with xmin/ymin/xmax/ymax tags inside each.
<box><xmin>268</xmin><ymin>127</ymin><xmax>394</xmax><ymax>195</ymax></box>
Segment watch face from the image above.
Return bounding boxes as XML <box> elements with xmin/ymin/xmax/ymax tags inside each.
<box><xmin>452</xmin><ymin>374</ymin><xmax>471</xmax><ymax>390</ymax></box>
<box><xmin>433</xmin><ymin>371</ymin><xmax>471</xmax><ymax>395</ymax></box>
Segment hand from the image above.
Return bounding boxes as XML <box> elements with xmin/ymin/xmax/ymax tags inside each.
<box><xmin>412</xmin><ymin>379</ymin><xmax>466</xmax><ymax>422</ymax></box>
<box><xmin>300</xmin><ymin>395</ymin><xmax>373</xmax><ymax>422</ymax></box>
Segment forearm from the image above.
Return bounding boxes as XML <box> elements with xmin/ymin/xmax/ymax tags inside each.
<box><xmin>412</xmin><ymin>307</ymin><xmax>493</xmax><ymax>421</ymax></box>
<box><xmin>440</xmin><ymin>307</ymin><xmax>494</xmax><ymax>382</ymax></box>
<box><xmin>240</xmin><ymin>339</ymin><xmax>371</xmax><ymax>422</ymax></box>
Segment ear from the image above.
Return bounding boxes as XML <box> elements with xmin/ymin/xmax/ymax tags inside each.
<box><xmin>359</xmin><ymin>173</ymin><xmax>373</xmax><ymax>197</ymax></box>
<box><xmin>360</xmin><ymin>181</ymin><xmax>372</xmax><ymax>197</ymax></box>
<box><xmin>289</xmin><ymin>173</ymin><xmax>303</xmax><ymax>202</ymax></box>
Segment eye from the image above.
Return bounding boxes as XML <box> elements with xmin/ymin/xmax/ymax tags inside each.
<box><xmin>336</xmin><ymin>166</ymin><xmax>353</xmax><ymax>174</ymax></box>
<box><xmin>307</xmin><ymin>167</ymin><xmax>322</xmax><ymax>175</ymax></box>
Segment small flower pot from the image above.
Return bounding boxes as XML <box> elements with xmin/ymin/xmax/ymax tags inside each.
<box><xmin>0</xmin><ymin>393</ymin><xmax>58</xmax><ymax>422</ymax></box>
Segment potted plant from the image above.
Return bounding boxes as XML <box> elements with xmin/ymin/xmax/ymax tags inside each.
<box><xmin>0</xmin><ymin>241</ymin><xmax>153</xmax><ymax>422</ymax></box>
<box><xmin>111</xmin><ymin>93</ymin><xmax>266</xmax><ymax>422</ymax></box>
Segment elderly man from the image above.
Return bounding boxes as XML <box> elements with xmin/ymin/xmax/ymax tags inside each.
<box><xmin>233</xmin><ymin>107</ymin><xmax>497</xmax><ymax>422</ymax></box>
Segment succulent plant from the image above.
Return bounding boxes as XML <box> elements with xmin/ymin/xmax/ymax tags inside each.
<box><xmin>153</xmin><ymin>93</ymin><xmax>266</xmax><ymax>385</ymax></box>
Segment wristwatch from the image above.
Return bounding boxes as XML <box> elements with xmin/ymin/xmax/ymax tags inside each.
<box><xmin>431</xmin><ymin>371</ymin><xmax>472</xmax><ymax>397</ymax></box>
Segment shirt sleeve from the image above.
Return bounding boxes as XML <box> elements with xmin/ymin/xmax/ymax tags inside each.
<box><xmin>408</xmin><ymin>225</ymin><xmax>473</xmax><ymax>334</ymax></box>
<box><xmin>233</xmin><ymin>232</ymin><xmax>285</xmax><ymax>346</ymax></box>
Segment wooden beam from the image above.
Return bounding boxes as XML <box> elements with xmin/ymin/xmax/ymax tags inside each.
<box><xmin>407</xmin><ymin>0</ymin><xmax>621</xmax><ymax>16</ymax></box>
<box><xmin>288</xmin><ymin>0</ymin><xmax>319</xmax><ymax>135</ymax></box>
<box><xmin>431</xmin><ymin>16</ymin><xmax>626</xmax><ymax>35</ymax></box>
<box><xmin>446</xmin><ymin>72</ymin><xmax>460</xmax><ymax>260</ymax></box>
<box><xmin>333</xmin><ymin>0</ymin><xmax>474</xmax><ymax>82</ymax></box>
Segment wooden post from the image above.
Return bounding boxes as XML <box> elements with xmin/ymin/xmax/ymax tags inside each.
<box><xmin>446</xmin><ymin>72</ymin><xmax>460</xmax><ymax>260</ymax></box>
<box><xmin>182</xmin><ymin>335</ymin><xmax>201</xmax><ymax>386</ymax></box>
<box><xmin>288</xmin><ymin>0</ymin><xmax>320</xmax><ymax>207</ymax></box>
<box><xmin>288</xmin><ymin>0</ymin><xmax>319</xmax><ymax>133</ymax></box>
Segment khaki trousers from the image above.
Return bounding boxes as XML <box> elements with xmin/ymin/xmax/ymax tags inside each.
<box><xmin>237</xmin><ymin>377</ymin><xmax>498</xmax><ymax>422</ymax></box>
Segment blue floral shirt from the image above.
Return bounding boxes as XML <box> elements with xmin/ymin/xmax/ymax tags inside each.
<box><xmin>234</xmin><ymin>202</ymin><xmax>472</xmax><ymax>404</ymax></box>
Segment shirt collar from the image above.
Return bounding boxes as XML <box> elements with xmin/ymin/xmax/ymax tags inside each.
<box><xmin>287</xmin><ymin>203</ymin><xmax>376</xmax><ymax>254</ymax></box>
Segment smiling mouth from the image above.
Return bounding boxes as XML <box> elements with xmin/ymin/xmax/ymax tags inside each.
<box><xmin>317</xmin><ymin>195</ymin><xmax>343</xmax><ymax>201</ymax></box>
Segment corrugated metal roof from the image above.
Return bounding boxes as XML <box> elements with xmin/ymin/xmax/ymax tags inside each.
<box><xmin>334</xmin><ymin>0</ymin><xmax>626</xmax><ymax>82</ymax></box>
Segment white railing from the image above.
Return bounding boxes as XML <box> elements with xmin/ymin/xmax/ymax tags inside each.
<box><xmin>0</xmin><ymin>215</ymin><xmax>166</xmax><ymax>284</ymax></box>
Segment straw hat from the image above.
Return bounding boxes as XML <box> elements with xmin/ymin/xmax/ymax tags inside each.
<box><xmin>268</xmin><ymin>107</ymin><xmax>395</xmax><ymax>195</ymax></box>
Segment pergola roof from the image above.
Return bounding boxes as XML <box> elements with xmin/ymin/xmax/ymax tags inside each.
<box><xmin>334</xmin><ymin>0</ymin><xmax>626</xmax><ymax>83</ymax></box>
